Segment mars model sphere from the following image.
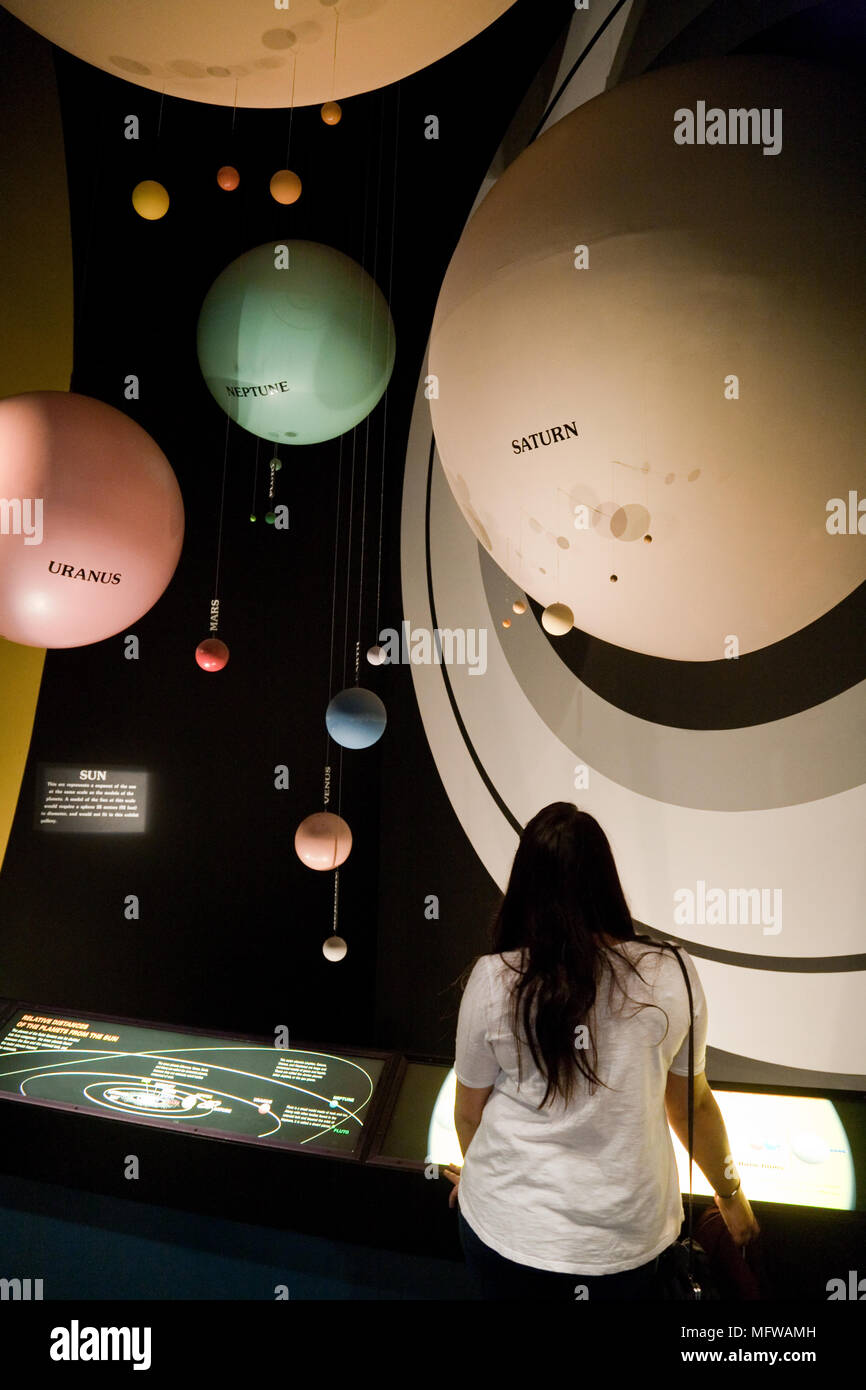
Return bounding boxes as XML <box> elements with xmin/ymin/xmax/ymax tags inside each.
<box><xmin>325</xmin><ymin>687</ymin><xmax>386</xmax><ymax>749</ymax></box>
<box><xmin>295</xmin><ymin>812</ymin><xmax>352</xmax><ymax>870</ymax></box>
<box><xmin>0</xmin><ymin>392</ymin><xmax>184</xmax><ymax>648</ymax></box>
<box><xmin>195</xmin><ymin>638</ymin><xmax>229</xmax><ymax>670</ymax></box>
<box><xmin>428</xmin><ymin>57</ymin><xmax>866</xmax><ymax>660</ymax></box>
<box><xmin>216</xmin><ymin>165</ymin><xmax>239</xmax><ymax>191</ymax></box>
<box><xmin>196</xmin><ymin>240</ymin><xmax>395</xmax><ymax>446</ymax></box>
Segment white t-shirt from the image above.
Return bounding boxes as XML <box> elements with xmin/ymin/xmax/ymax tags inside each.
<box><xmin>454</xmin><ymin>940</ymin><xmax>708</xmax><ymax>1276</ymax></box>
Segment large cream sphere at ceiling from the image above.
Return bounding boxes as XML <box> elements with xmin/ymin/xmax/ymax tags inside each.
<box><xmin>3</xmin><ymin>0</ymin><xmax>516</xmax><ymax>107</ymax></box>
<box><xmin>428</xmin><ymin>57</ymin><xmax>866</xmax><ymax>662</ymax></box>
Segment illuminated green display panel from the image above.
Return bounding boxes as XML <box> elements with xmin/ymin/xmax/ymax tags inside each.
<box><xmin>0</xmin><ymin>1010</ymin><xmax>385</xmax><ymax>1156</ymax></box>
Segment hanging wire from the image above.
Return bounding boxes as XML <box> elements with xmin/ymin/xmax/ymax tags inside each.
<box><xmin>212</xmin><ymin>414</ymin><xmax>231</xmax><ymax>616</ymax></box>
<box><xmin>324</xmin><ymin>434</ymin><xmax>345</xmax><ymax>782</ymax></box>
<box><xmin>373</xmin><ymin>82</ymin><xmax>401</xmax><ymax>640</ymax></box>
<box><xmin>355</xmin><ymin>85</ymin><xmax>387</xmax><ymax>683</ymax></box>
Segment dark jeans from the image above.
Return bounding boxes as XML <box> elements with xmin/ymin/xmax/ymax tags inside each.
<box><xmin>458</xmin><ymin>1208</ymin><xmax>662</xmax><ymax>1301</ymax></box>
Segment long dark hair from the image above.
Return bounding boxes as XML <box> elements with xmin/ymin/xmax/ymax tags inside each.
<box><xmin>468</xmin><ymin>803</ymin><xmax>669</xmax><ymax>1108</ymax></box>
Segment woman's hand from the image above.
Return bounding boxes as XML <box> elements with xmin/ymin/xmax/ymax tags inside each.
<box><xmin>714</xmin><ymin>1187</ymin><xmax>760</xmax><ymax>1246</ymax></box>
<box><xmin>443</xmin><ymin>1163</ymin><xmax>462</xmax><ymax>1208</ymax></box>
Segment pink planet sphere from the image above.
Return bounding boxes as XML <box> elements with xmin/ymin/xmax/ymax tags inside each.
<box><xmin>195</xmin><ymin>637</ymin><xmax>229</xmax><ymax>671</ymax></box>
<box><xmin>294</xmin><ymin>811</ymin><xmax>352</xmax><ymax>870</ymax></box>
<box><xmin>0</xmin><ymin>392</ymin><xmax>184</xmax><ymax>648</ymax></box>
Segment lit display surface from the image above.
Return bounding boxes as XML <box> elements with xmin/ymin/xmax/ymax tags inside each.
<box><xmin>0</xmin><ymin>1011</ymin><xmax>385</xmax><ymax>1156</ymax></box>
<box><xmin>35</xmin><ymin>764</ymin><xmax>148</xmax><ymax>833</ymax></box>
<box><xmin>426</xmin><ymin>1068</ymin><xmax>858</xmax><ymax>1211</ymax></box>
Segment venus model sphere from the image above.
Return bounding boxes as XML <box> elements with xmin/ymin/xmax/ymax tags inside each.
<box><xmin>326</xmin><ymin>687</ymin><xmax>387</xmax><ymax>749</ymax></box>
<box><xmin>321</xmin><ymin>102</ymin><xmax>342</xmax><ymax>125</ymax></box>
<box><xmin>295</xmin><ymin>812</ymin><xmax>352</xmax><ymax>870</ymax></box>
<box><xmin>0</xmin><ymin>392</ymin><xmax>184</xmax><ymax>648</ymax></box>
<box><xmin>195</xmin><ymin>638</ymin><xmax>230</xmax><ymax>671</ymax></box>
<box><xmin>196</xmin><ymin>240</ymin><xmax>396</xmax><ymax>446</ymax></box>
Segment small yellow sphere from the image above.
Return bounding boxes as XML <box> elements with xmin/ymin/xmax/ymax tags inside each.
<box><xmin>270</xmin><ymin>168</ymin><xmax>302</xmax><ymax>205</ymax></box>
<box><xmin>132</xmin><ymin>180</ymin><xmax>169</xmax><ymax>220</ymax></box>
<box><xmin>321</xmin><ymin>102</ymin><xmax>342</xmax><ymax>126</ymax></box>
<box><xmin>541</xmin><ymin>602</ymin><xmax>574</xmax><ymax>636</ymax></box>
<box><xmin>512</xmin><ymin>599</ymin><xmax>527</xmax><ymax>615</ymax></box>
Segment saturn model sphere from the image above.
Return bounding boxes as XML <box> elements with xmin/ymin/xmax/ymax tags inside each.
<box><xmin>428</xmin><ymin>57</ymin><xmax>866</xmax><ymax>660</ymax></box>
<box><xmin>295</xmin><ymin>812</ymin><xmax>352</xmax><ymax>870</ymax></box>
<box><xmin>197</xmin><ymin>240</ymin><xmax>395</xmax><ymax>446</ymax></box>
<box><xmin>0</xmin><ymin>392</ymin><xmax>184</xmax><ymax>648</ymax></box>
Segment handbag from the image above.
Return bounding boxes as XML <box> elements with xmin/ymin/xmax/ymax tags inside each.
<box><xmin>652</xmin><ymin>940</ymin><xmax>723</xmax><ymax>1300</ymax></box>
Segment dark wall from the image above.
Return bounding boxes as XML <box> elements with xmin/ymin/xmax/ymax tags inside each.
<box><xmin>0</xmin><ymin>0</ymin><xmax>572</xmax><ymax>1049</ymax></box>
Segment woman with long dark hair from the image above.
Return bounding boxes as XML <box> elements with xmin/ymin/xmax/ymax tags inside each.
<box><xmin>444</xmin><ymin>802</ymin><xmax>759</xmax><ymax>1300</ymax></box>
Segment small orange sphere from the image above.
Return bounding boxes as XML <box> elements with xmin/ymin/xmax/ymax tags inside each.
<box><xmin>270</xmin><ymin>168</ymin><xmax>302</xmax><ymax>205</ymax></box>
<box><xmin>217</xmin><ymin>165</ymin><xmax>239</xmax><ymax>191</ymax></box>
<box><xmin>502</xmin><ymin>618</ymin><xmax>511</xmax><ymax>628</ymax></box>
<box><xmin>321</xmin><ymin>102</ymin><xmax>342</xmax><ymax>126</ymax></box>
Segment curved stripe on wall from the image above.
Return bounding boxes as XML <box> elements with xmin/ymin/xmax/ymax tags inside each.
<box><xmin>0</xmin><ymin>8</ymin><xmax>74</xmax><ymax>870</ymax></box>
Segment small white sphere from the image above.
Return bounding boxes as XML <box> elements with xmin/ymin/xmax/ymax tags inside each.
<box><xmin>366</xmin><ymin>644</ymin><xmax>386</xmax><ymax>666</ymax></box>
<box><xmin>541</xmin><ymin>602</ymin><xmax>574</xmax><ymax>636</ymax></box>
<box><xmin>323</xmin><ymin>935</ymin><xmax>348</xmax><ymax>962</ymax></box>
<box><xmin>512</xmin><ymin>599</ymin><xmax>527</xmax><ymax>615</ymax></box>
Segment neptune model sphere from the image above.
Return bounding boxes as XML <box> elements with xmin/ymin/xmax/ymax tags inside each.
<box><xmin>326</xmin><ymin>686</ymin><xmax>386</xmax><ymax>749</ymax></box>
<box><xmin>196</xmin><ymin>240</ymin><xmax>395</xmax><ymax>446</ymax></box>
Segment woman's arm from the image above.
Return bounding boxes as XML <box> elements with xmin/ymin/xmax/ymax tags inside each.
<box><xmin>454</xmin><ymin>1078</ymin><xmax>494</xmax><ymax>1158</ymax></box>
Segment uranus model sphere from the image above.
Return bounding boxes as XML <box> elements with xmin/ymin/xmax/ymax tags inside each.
<box><xmin>295</xmin><ymin>812</ymin><xmax>352</xmax><ymax>870</ymax></box>
<box><xmin>196</xmin><ymin>241</ymin><xmax>395</xmax><ymax>446</ymax></box>
<box><xmin>0</xmin><ymin>392</ymin><xmax>184</xmax><ymax>648</ymax></box>
<box><xmin>325</xmin><ymin>687</ymin><xmax>386</xmax><ymax>749</ymax></box>
<box><xmin>428</xmin><ymin>57</ymin><xmax>866</xmax><ymax>661</ymax></box>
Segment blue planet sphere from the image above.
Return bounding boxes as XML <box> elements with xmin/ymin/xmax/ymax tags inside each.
<box><xmin>326</xmin><ymin>687</ymin><xmax>387</xmax><ymax>749</ymax></box>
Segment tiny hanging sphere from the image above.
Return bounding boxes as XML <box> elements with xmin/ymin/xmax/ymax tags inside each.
<box><xmin>502</xmin><ymin>618</ymin><xmax>511</xmax><ymax>628</ymax></box>
<box><xmin>132</xmin><ymin>180</ymin><xmax>169</xmax><ymax>220</ymax></box>
<box><xmin>323</xmin><ymin>935</ymin><xmax>348</xmax><ymax>962</ymax></box>
<box><xmin>217</xmin><ymin>165</ymin><xmax>239</xmax><ymax>191</ymax></box>
<box><xmin>295</xmin><ymin>811</ymin><xmax>352</xmax><ymax>870</ymax></box>
<box><xmin>249</xmin><ymin>513</ymin><xmax>256</xmax><ymax>522</ymax></box>
<box><xmin>541</xmin><ymin>602</ymin><xmax>574</xmax><ymax>636</ymax></box>
<box><xmin>265</xmin><ymin>511</ymin><xmax>276</xmax><ymax>525</ymax></box>
<box><xmin>270</xmin><ymin>457</ymin><xmax>282</xmax><ymax>471</ymax></box>
<box><xmin>270</xmin><ymin>168</ymin><xmax>301</xmax><ymax>205</ymax></box>
<box><xmin>512</xmin><ymin>599</ymin><xmax>527</xmax><ymax>615</ymax></box>
<box><xmin>321</xmin><ymin>102</ymin><xmax>342</xmax><ymax>126</ymax></box>
<box><xmin>326</xmin><ymin>686</ymin><xmax>387</xmax><ymax>749</ymax></box>
<box><xmin>366</xmin><ymin>644</ymin><xmax>386</xmax><ymax>666</ymax></box>
<box><xmin>195</xmin><ymin>637</ymin><xmax>230</xmax><ymax>671</ymax></box>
